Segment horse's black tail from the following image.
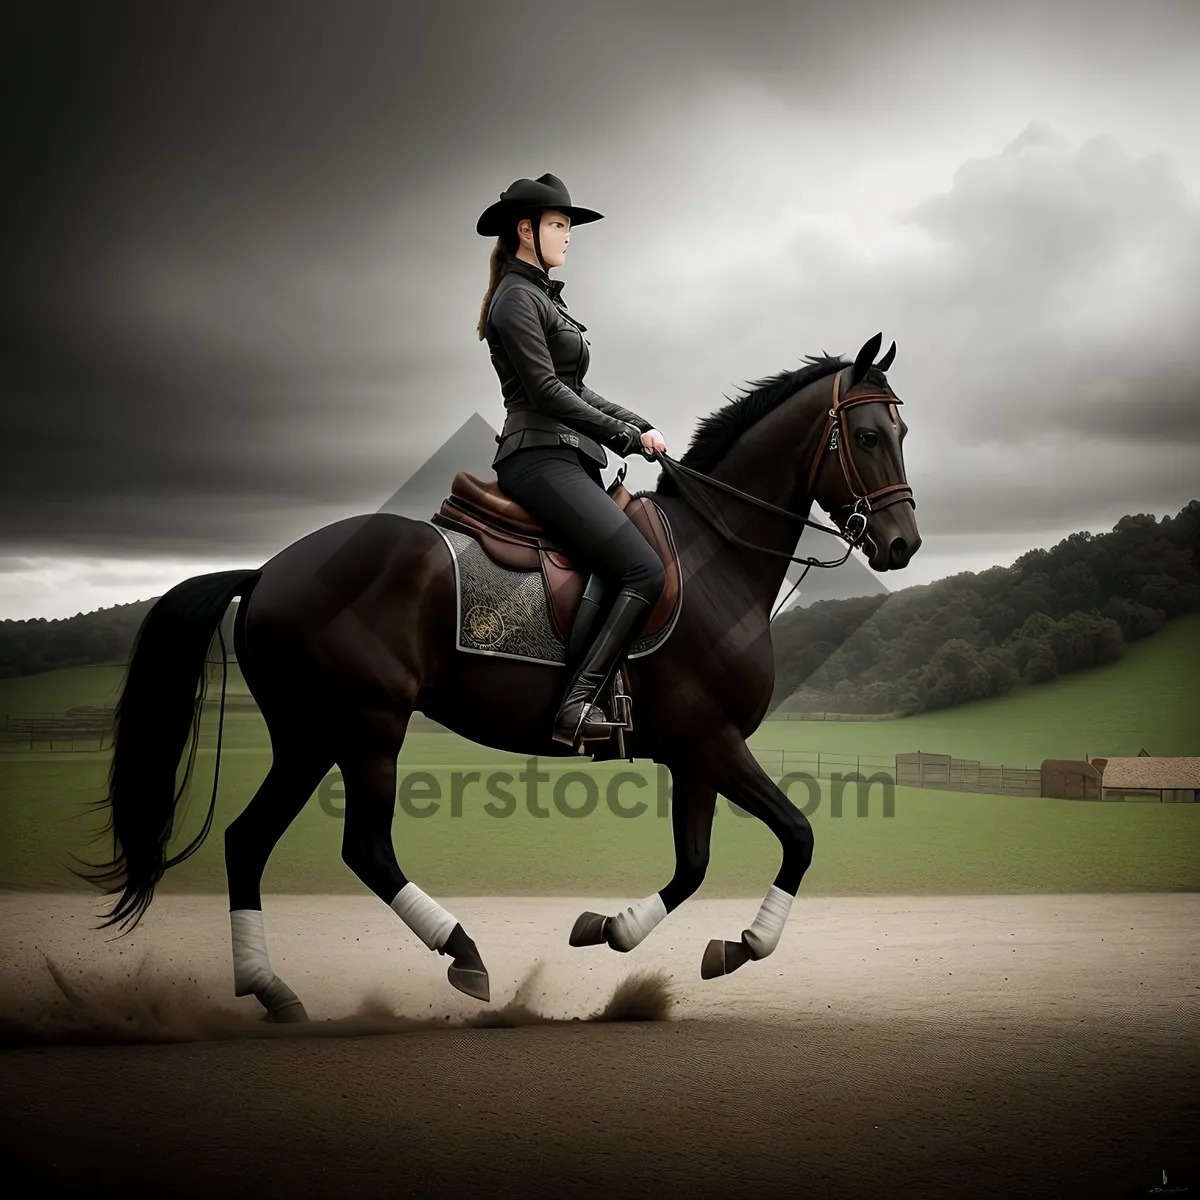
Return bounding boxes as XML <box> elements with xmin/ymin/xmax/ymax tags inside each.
<box><xmin>71</xmin><ymin>569</ymin><xmax>263</xmax><ymax>936</ymax></box>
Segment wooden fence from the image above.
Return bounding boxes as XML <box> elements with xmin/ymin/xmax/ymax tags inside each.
<box><xmin>0</xmin><ymin>712</ymin><xmax>1040</xmax><ymax>802</ymax></box>
<box><xmin>765</xmin><ymin>710</ymin><xmax>898</xmax><ymax>722</ymax></box>
<box><xmin>894</xmin><ymin>751</ymin><xmax>1041</xmax><ymax>797</ymax></box>
<box><xmin>748</xmin><ymin>749</ymin><xmax>895</xmax><ymax>779</ymax></box>
<box><xmin>0</xmin><ymin>695</ymin><xmax>261</xmax><ymax>752</ymax></box>
<box><xmin>2</xmin><ymin>706</ymin><xmax>116</xmax><ymax>752</ymax></box>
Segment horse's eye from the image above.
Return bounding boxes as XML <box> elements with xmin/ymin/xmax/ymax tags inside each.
<box><xmin>856</xmin><ymin>430</ymin><xmax>879</xmax><ymax>449</ymax></box>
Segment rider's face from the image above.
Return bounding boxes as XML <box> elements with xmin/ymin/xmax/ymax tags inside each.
<box><xmin>520</xmin><ymin>210</ymin><xmax>571</xmax><ymax>268</ymax></box>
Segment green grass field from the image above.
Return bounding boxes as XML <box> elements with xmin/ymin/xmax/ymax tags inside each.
<box><xmin>1</xmin><ymin>614</ymin><xmax>1197</xmax><ymax>897</ymax></box>
<box><xmin>755</xmin><ymin>611</ymin><xmax>1200</xmax><ymax>765</ymax></box>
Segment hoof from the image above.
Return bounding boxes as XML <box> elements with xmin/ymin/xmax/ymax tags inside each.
<box><xmin>700</xmin><ymin>938</ymin><xmax>752</xmax><ymax>980</ymax></box>
<box><xmin>441</xmin><ymin>925</ymin><xmax>489</xmax><ymax>1001</ymax></box>
<box><xmin>447</xmin><ymin>964</ymin><xmax>490</xmax><ymax>1003</ymax></box>
<box><xmin>261</xmin><ymin>998</ymin><xmax>309</xmax><ymax>1023</ymax></box>
<box><xmin>256</xmin><ymin>975</ymin><xmax>309</xmax><ymax>1022</ymax></box>
<box><xmin>569</xmin><ymin>911</ymin><xmax>610</xmax><ymax>947</ymax></box>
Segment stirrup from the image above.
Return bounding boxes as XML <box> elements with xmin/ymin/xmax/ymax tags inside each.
<box><xmin>610</xmin><ymin>666</ymin><xmax>634</xmax><ymax>760</ymax></box>
<box><xmin>550</xmin><ymin>669</ymin><xmax>634</xmax><ymax>752</ymax></box>
<box><xmin>609</xmin><ymin>666</ymin><xmax>633</xmax><ymax>729</ymax></box>
<box><xmin>551</xmin><ymin>700</ymin><xmax>621</xmax><ymax>749</ymax></box>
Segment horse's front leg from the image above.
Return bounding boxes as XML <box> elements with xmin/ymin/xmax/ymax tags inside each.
<box><xmin>695</xmin><ymin>729</ymin><xmax>814</xmax><ymax>980</ymax></box>
<box><xmin>569</xmin><ymin>760</ymin><xmax>717</xmax><ymax>953</ymax></box>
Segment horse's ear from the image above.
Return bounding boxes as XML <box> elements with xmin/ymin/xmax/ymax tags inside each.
<box><xmin>878</xmin><ymin>340</ymin><xmax>896</xmax><ymax>372</ymax></box>
<box><xmin>851</xmin><ymin>332</ymin><xmax>883</xmax><ymax>386</ymax></box>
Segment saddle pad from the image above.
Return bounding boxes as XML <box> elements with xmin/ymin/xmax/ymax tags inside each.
<box><xmin>428</xmin><ymin>524</ymin><xmax>675</xmax><ymax>665</ymax></box>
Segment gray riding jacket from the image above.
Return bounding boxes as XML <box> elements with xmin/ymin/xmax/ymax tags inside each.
<box><xmin>485</xmin><ymin>253</ymin><xmax>653</xmax><ymax>468</ymax></box>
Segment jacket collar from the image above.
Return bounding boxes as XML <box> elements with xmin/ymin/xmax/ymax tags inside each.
<box><xmin>503</xmin><ymin>252</ymin><xmax>565</xmax><ymax>302</ymax></box>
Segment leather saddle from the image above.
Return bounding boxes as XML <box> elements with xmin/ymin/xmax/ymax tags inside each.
<box><xmin>430</xmin><ymin>469</ymin><xmax>681</xmax><ymax>657</ymax></box>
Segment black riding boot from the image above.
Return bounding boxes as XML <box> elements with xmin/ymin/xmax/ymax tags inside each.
<box><xmin>551</xmin><ymin>591</ymin><xmax>654</xmax><ymax>747</ymax></box>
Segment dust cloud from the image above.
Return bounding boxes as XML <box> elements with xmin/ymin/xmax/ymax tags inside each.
<box><xmin>0</xmin><ymin>950</ymin><xmax>676</xmax><ymax>1047</ymax></box>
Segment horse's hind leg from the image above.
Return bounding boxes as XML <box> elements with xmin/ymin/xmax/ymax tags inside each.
<box><xmin>224</xmin><ymin>726</ymin><xmax>334</xmax><ymax>1022</ymax></box>
<box><xmin>338</xmin><ymin>710</ymin><xmax>491</xmax><ymax>1003</ymax></box>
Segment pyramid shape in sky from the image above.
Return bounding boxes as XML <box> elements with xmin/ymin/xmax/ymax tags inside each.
<box><xmin>377</xmin><ymin>412</ymin><xmax>501</xmax><ymax>521</ymax></box>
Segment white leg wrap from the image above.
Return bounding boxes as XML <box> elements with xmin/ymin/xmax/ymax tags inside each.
<box><xmin>741</xmin><ymin>885</ymin><xmax>794</xmax><ymax>959</ymax></box>
<box><xmin>607</xmin><ymin>893</ymin><xmax>668</xmax><ymax>952</ymax></box>
<box><xmin>389</xmin><ymin>881</ymin><xmax>457</xmax><ymax>952</ymax></box>
<box><xmin>231</xmin><ymin>908</ymin><xmax>275</xmax><ymax>996</ymax></box>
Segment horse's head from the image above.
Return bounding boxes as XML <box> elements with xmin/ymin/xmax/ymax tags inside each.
<box><xmin>808</xmin><ymin>333</ymin><xmax>921</xmax><ymax>572</ymax></box>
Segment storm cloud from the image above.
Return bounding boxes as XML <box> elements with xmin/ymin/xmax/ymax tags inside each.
<box><xmin>2</xmin><ymin>0</ymin><xmax>1197</xmax><ymax>616</ymax></box>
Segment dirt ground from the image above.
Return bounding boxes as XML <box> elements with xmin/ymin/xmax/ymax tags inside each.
<box><xmin>1</xmin><ymin>892</ymin><xmax>1197</xmax><ymax>1199</ymax></box>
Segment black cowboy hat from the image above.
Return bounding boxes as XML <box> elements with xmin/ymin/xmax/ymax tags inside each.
<box><xmin>476</xmin><ymin>173</ymin><xmax>604</xmax><ymax>237</ymax></box>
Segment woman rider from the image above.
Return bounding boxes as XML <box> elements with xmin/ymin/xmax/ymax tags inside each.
<box><xmin>476</xmin><ymin>173</ymin><xmax>668</xmax><ymax>749</ymax></box>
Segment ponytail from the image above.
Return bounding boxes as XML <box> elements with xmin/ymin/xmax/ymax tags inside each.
<box><xmin>476</xmin><ymin>237</ymin><xmax>510</xmax><ymax>341</ymax></box>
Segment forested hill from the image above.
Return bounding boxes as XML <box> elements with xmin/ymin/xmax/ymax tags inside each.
<box><xmin>0</xmin><ymin>597</ymin><xmax>236</xmax><ymax>679</ymax></box>
<box><xmin>2</xmin><ymin>503</ymin><xmax>1197</xmax><ymax>703</ymax></box>
<box><xmin>769</xmin><ymin>502</ymin><xmax>1200</xmax><ymax>716</ymax></box>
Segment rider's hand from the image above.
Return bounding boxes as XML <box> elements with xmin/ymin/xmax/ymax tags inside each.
<box><xmin>640</xmin><ymin>428</ymin><xmax>667</xmax><ymax>457</ymax></box>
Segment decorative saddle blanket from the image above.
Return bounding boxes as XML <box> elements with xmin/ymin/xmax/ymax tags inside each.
<box><xmin>427</xmin><ymin>473</ymin><xmax>682</xmax><ymax>666</ymax></box>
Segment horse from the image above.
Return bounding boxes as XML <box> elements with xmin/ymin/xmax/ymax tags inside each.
<box><xmin>76</xmin><ymin>331</ymin><xmax>920</xmax><ymax>1021</ymax></box>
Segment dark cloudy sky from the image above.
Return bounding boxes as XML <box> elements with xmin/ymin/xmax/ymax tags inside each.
<box><xmin>3</xmin><ymin>0</ymin><xmax>1197</xmax><ymax>618</ymax></box>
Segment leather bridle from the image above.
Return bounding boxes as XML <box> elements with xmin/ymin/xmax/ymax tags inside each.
<box><xmin>649</xmin><ymin>366</ymin><xmax>915</xmax><ymax>569</ymax></box>
<box><xmin>807</xmin><ymin>366</ymin><xmax>915</xmax><ymax>519</ymax></box>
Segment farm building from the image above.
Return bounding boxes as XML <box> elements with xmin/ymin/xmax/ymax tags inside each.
<box><xmin>1040</xmin><ymin>759</ymin><xmax>1102</xmax><ymax>800</ymax></box>
<box><xmin>1101</xmin><ymin>757</ymin><xmax>1200</xmax><ymax>802</ymax></box>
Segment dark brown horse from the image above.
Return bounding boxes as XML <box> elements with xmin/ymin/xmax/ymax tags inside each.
<box><xmin>78</xmin><ymin>332</ymin><xmax>920</xmax><ymax>1020</ymax></box>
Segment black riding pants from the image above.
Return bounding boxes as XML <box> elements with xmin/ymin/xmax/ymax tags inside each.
<box><xmin>494</xmin><ymin>445</ymin><xmax>665</xmax><ymax>607</ymax></box>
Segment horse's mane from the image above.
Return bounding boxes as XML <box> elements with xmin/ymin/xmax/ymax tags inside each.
<box><xmin>652</xmin><ymin>352</ymin><xmax>887</xmax><ymax>497</ymax></box>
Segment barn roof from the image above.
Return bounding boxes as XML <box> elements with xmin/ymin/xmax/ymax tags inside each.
<box><xmin>1101</xmin><ymin>757</ymin><xmax>1200</xmax><ymax>789</ymax></box>
<box><xmin>1041</xmin><ymin>759</ymin><xmax>1100</xmax><ymax>776</ymax></box>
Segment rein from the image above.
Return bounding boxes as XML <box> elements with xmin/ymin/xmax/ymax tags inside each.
<box><xmin>640</xmin><ymin>367</ymin><xmax>914</xmax><ymax>622</ymax></box>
